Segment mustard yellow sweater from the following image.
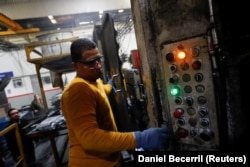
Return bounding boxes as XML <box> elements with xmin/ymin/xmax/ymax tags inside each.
<box><xmin>61</xmin><ymin>77</ymin><xmax>137</xmax><ymax>167</ymax></box>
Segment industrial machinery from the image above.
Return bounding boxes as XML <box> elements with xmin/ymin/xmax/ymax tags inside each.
<box><xmin>161</xmin><ymin>36</ymin><xmax>219</xmax><ymax>150</ymax></box>
<box><xmin>123</xmin><ymin>68</ymin><xmax>148</xmax><ymax>131</ymax></box>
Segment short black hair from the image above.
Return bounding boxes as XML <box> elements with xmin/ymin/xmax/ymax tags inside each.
<box><xmin>7</xmin><ymin>108</ymin><xmax>17</xmax><ymax>116</ymax></box>
<box><xmin>70</xmin><ymin>38</ymin><xmax>97</xmax><ymax>62</ymax></box>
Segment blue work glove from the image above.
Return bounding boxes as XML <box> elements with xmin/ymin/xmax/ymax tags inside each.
<box><xmin>134</xmin><ymin>128</ymin><xmax>172</xmax><ymax>150</ymax></box>
<box><xmin>108</xmin><ymin>78</ymin><xmax>117</xmax><ymax>93</ymax></box>
<box><xmin>107</xmin><ymin>78</ymin><xmax>114</xmax><ymax>85</ymax></box>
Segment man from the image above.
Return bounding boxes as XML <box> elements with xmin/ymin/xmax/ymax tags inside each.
<box><xmin>30</xmin><ymin>94</ymin><xmax>46</xmax><ymax>118</ymax></box>
<box><xmin>60</xmin><ymin>38</ymin><xmax>172</xmax><ymax>167</ymax></box>
<box><xmin>5</xmin><ymin>108</ymin><xmax>36</xmax><ymax>167</ymax></box>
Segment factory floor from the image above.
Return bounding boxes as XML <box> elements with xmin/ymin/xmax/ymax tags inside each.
<box><xmin>3</xmin><ymin>134</ymin><xmax>69</xmax><ymax>167</ymax></box>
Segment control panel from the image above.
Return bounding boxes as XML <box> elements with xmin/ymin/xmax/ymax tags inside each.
<box><xmin>161</xmin><ymin>36</ymin><xmax>219</xmax><ymax>149</ymax></box>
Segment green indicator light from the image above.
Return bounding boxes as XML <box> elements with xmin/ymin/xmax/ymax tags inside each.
<box><xmin>170</xmin><ymin>85</ymin><xmax>180</xmax><ymax>96</ymax></box>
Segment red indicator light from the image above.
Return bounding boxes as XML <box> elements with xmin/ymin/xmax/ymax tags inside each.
<box><xmin>173</xmin><ymin>108</ymin><xmax>184</xmax><ymax>118</ymax></box>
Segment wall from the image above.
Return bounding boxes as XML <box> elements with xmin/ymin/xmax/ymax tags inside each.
<box><xmin>0</xmin><ymin>47</ymin><xmax>70</xmax><ymax>109</ymax></box>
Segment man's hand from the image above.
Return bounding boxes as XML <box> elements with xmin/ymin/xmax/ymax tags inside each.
<box><xmin>108</xmin><ymin>74</ymin><xmax>119</xmax><ymax>93</ymax></box>
<box><xmin>134</xmin><ymin>128</ymin><xmax>172</xmax><ymax>150</ymax></box>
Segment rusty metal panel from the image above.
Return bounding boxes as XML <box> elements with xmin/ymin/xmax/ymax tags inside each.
<box><xmin>97</xmin><ymin>13</ymin><xmax>133</xmax><ymax>132</ymax></box>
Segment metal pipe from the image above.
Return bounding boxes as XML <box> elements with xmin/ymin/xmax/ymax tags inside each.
<box><xmin>208</xmin><ymin>0</ymin><xmax>219</xmax><ymax>48</ymax></box>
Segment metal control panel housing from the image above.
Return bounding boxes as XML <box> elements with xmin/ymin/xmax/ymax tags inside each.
<box><xmin>161</xmin><ymin>36</ymin><xmax>219</xmax><ymax>149</ymax></box>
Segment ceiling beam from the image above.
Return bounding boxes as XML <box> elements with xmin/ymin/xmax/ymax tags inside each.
<box><xmin>0</xmin><ymin>13</ymin><xmax>23</xmax><ymax>30</ymax></box>
<box><xmin>0</xmin><ymin>13</ymin><xmax>40</xmax><ymax>36</ymax></box>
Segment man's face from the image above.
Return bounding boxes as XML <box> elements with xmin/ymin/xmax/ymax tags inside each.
<box><xmin>73</xmin><ymin>47</ymin><xmax>103</xmax><ymax>81</ymax></box>
<box><xmin>9</xmin><ymin>109</ymin><xmax>20</xmax><ymax>121</ymax></box>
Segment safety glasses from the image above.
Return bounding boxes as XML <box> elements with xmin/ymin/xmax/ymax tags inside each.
<box><xmin>76</xmin><ymin>56</ymin><xmax>103</xmax><ymax>69</ymax></box>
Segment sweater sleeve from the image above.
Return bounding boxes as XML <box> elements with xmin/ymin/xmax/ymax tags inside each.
<box><xmin>61</xmin><ymin>78</ymin><xmax>137</xmax><ymax>152</ymax></box>
<box><xmin>98</xmin><ymin>78</ymin><xmax>112</xmax><ymax>94</ymax></box>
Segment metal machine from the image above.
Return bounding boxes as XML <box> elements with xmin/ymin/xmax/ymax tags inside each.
<box><xmin>94</xmin><ymin>13</ymin><xmax>221</xmax><ymax>150</ymax></box>
<box><xmin>161</xmin><ymin>36</ymin><xmax>219</xmax><ymax>150</ymax></box>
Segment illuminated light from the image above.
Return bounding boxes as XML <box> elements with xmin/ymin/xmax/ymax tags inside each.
<box><xmin>48</xmin><ymin>15</ymin><xmax>57</xmax><ymax>24</ymax></box>
<box><xmin>170</xmin><ymin>85</ymin><xmax>181</xmax><ymax>96</ymax></box>
<box><xmin>48</xmin><ymin>15</ymin><xmax>54</xmax><ymax>19</ymax></box>
<box><xmin>79</xmin><ymin>21</ymin><xmax>90</xmax><ymax>25</ymax></box>
<box><xmin>118</xmin><ymin>9</ymin><xmax>124</xmax><ymax>13</ymax></box>
<box><xmin>177</xmin><ymin>51</ymin><xmax>186</xmax><ymax>59</ymax></box>
<box><xmin>50</xmin><ymin>19</ymin><xmax>57</xmax><ymax>24</ymax></box>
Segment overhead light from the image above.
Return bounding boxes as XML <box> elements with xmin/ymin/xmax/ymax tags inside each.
<box><xmin>118</xmin><ymin>9</ymin><xmax>124</xmax><ymax>13</ymax></box>
<box><xmin>50</xmin><ymin>19</ymin><xmax>57</xmax><ymax>24</ymax></box>
<box><xmin>48</xmin><ymin>15</ymin><xmax>57</xmax><ymax>24</ymax></box>
<box><xmin>79</xmin><ymin>21</ymin><xmax>90</xmax><ymax>25</ymax></box>
<box><xmin>48</xmin><ymin>15</ymin><xmax>54</xmax><ymax>19</ymax></box>
<box><xmin>79</xmin><ymin>21</ymin><xmax>94</xmax><ymax>25</ymax></box>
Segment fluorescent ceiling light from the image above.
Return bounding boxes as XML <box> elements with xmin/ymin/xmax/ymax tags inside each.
<box><xmin>50</xmin><ymin>19</ymin><xmax>57</xmax><ymax>24</ymax></box>
<box><xmin>79</xmin><ymin>21</ymin><xmax>90</xmax><ymax>25</ymax></box>
<box><xmin>48</xmin><ymin>15</ymin><xmax>54</xmax><ymax>19</ymax></box>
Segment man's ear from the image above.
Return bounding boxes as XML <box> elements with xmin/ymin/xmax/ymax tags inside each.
<box><xmin>71</xmin><ymin>62</ymin><xmax>77</xmax><ymax>68</ymax></box>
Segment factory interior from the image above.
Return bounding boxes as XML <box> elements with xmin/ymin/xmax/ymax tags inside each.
<box><xmin>0</xmin><ymin>0</ymin><xmax>250</xmax><ymax>166</ymax></box>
